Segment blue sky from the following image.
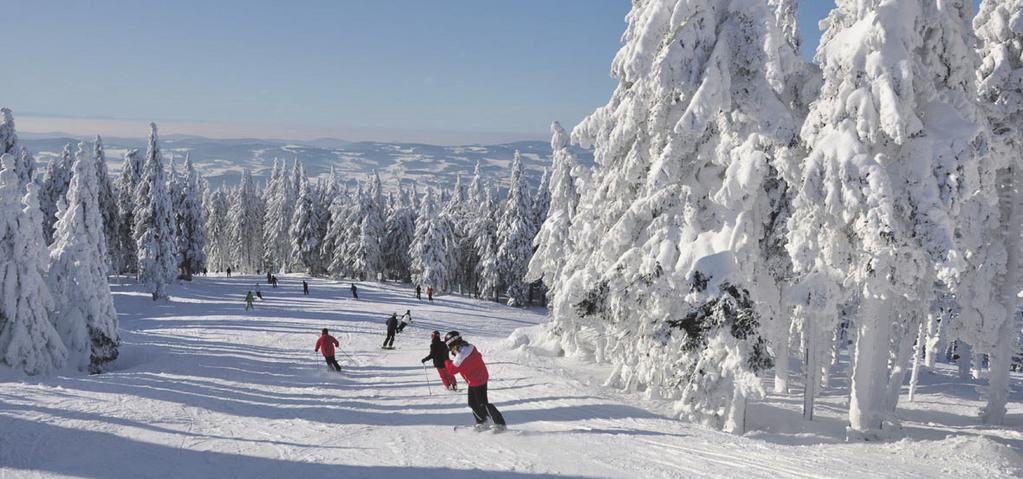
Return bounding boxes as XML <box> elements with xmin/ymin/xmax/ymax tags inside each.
<box><xmin>3</xmin><ymin>1</ymin><xmax>911</xmax><ymax>143</ymax></box>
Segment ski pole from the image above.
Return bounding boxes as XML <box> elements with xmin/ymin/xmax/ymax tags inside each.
<box><xmin>422</xmin><ymin>362</ymin><xmax>433</xmax><ymax>396</ymax></box>
<box><xmin>339</xmin><ymin>349</ymin><xmax>360</xmax><ymax>367</ymax></box>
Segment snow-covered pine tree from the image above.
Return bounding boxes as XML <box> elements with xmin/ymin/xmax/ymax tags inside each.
<box><xmin>547</xmin><ymin>0</ymin><xmax>817</xmax><ymax>433</ymax></box>
<box><xmin>40</xmin><ymin>143</ymin><xmax>74</xmax><ymax>244</ymax></box>
<box><xmin>788</xmin><ymin>0</ymin><xmax>986</xmax><ymax>438</ymax></box>
<box><xmin>527</xmin><ymin>122</ymin><xmax>580</xmax><ymax>303</ymax></box>
<box><xmin>409</xmin><ymin>188</ymin><xmax>454</xmax><ymax>292</ymax></box>
<box><xmin>262</xmin><ymin>159</ymin><xmax>294</xmax><ymax>273</ymax></box>
<box><xmin>384</xmin><ymin>184</ymin><xmax>416</xmax><ymax>281</ymax></box>
<box><xmin>133</xmin><ymin>124</ymin><xmax>178</xmax><ymax>300</ymax></box>
<box><xmin>352</xmin><ymin>172</ymin><xmax>386</xmax><ymax>280</ymax></box>
<box><xmin>0</xmin><ymin>154</ymin><xmax>67</xmax><ymax>375</ymax></box>
<box><xmin>48</xmin><ymin>142</ymin><xmax>119</xmax><ymax>372</ymax></box>
<box><xmin>93</xmin><ymin>136</ymin><xmax>120</xmax><ymax>274</ymax></box>
<box><xmin>116</xmin><ymin>149</ymin><xmax>142</xmax><ymax>274</ymax></box>
<box><xmin>526</xmin><ymin>167</ymin><xmax>551</xmax><ymax>303</ymax></box>
<box><xmin>972</xmin><ymin>0</ymin><xmax>1023</xmax><ymax>425</ymax></box>
<box><xmin>229</xmin><ymin>169</ymin><xmax>263</xmax><ymax>273</ymax></box>
<box><xmin>474</xmin><ymin>186</ymin><xmax>501</xmax><ymax>302</ymax></box>
<box><xmin>202</xmin><ymin>187</ymin><xmax>230</xmax><ymax>273</ymax></box>
<box><xmin>175</xmin><ymin>154</ymin><xmax>206</xmax><ymax>278</ymax></box>
<box><xmin>495</xmin><ymin>151</ymin><xmax>534</xmax><ymax>306</ymax></box>
<box><xmin>290</xmin><ymin>172</ymin><xmax>321</xmax><ymax>275</ymax></box>
<box><xmin>444</xmin><ymin>174</ymin><xmax>475</xmax><ymax>293</ymax></box>
<box><xmin>322</xmin><ymin>187</ymin><xmax>354</xmax><ymax>277</ymax></box>
<box><xmin>0</xmin><ymin>108</ymin><xmax>17</xmax><ymax>157</ymax></box>
<box><xmin>315</xmin><ymin>167</ymin><xmax>341</xmax><ymax>265</ymax></box>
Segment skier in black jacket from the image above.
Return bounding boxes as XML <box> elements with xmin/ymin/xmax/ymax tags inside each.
<box><xmin>421</xmin><ymin>330</ymin><xmax>457</xmax><ymax>390</ymax></box>
<box><xmin>382</xmin><ymin>313</ymin><xmax>398</xmax><ymax>349</ymax></box>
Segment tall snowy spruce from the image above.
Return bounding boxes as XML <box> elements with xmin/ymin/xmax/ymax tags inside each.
<box><xmin>262</xmin><ymin>159</ymin><xmax>294</xmax><ymax>273</ymax></box>
<box><xmin>116</xmin><ymin>149</ymin><xmax>143</xmax><ymax>274</ymax></box>
<box><xmin>229</xmin><ymin>169</ymin><xmax>263</xmax><ymax>273</ymax></box>
<box><xmin>202</xmin><ymin>187</ymin><xmax>231</xmax><ymax>273</ymax></box>
<box><xmin>40</xmin><ymin>143</ymin><xmax>74</xmax><ymax>244</ymax></box>
<box><xmin>289</xmin><ymin>172</ymin><xmax>322</xmax><ymax>275</ymax></box>
<box><xmin>474</xmin><ymin>186</ymin><xmax>502</xmax><ymax>302</ymax></box>
<box><xmin>409</xmin><ymin>188</ymin><xmax>455</xmax><ymax>292</ymax></box>
<box><xmin>0</xmin><ymin>108</ymin><xmax>35</xmax><ymax>187</ymax></box>
<box><xmin>352</xmin><ymin>172</ymin><xmax>386</xmax><ymax>280</ymax></box>
<box><xmin>0</xmin><ymin>154</ymin><xmax>67</xmax><ymax>375</ymax></box>
<box><xmin>495</xmin><ymin>152</ymin><xmax>535</xmax><ymax>306</ymax></box>
<box><xmin>973</xmin><ymin>0</ymin><xmax>1023</xmax><ymax>425</ymax></box>
<box><xmin>384</xmin><ymin>184</ymin><xmax>416</xmax><ymax>281</ymax></box>
<box><xmin>93</xmin><ymin>136</ymin><xmax>121</xmax><ymax>274</ymax></box>
<box><xmin>48</xmin><ymin>143</ymin><xmax>119</xmax><ymax>372</ymax></box>
<box><xmin>133</xmin><ymin>124</ymin><xmax>179</xmax><ymax>300</ymax></box>
<box><xmin>788</xmin><ymin>0</ymin><xmax>986</xmax><ymax>438</ymax></box>
<box><xmin>175</xmin><ymin>154</ymin><xmax>206</xmax><ymax>278</ymax></box>
<box><xmin>545</xmin><ymin>0</ymin><xmax>816</xmax><ymax>433</ymax></box>
<box><xmin>527</xmin><ymin>122</ymin><xmax>579</xmax><ymax>302</ymax></box>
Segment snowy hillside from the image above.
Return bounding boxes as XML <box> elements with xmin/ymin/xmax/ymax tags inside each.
<box><xmin>20</xmin><ymin>135</ymin><xmax>592</xmax><ymax>190</ymax></box>
<box><xmin>1</xmin><ymin>276</ymin><xmax>1020</xmax><ymax>478</ymax></box>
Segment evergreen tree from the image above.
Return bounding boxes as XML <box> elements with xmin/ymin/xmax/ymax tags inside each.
<box><xmin>48</xmin><ymin>142</ymin><xmax>119</xmax><ymax>372</ymax></box>
<box><xmin>40</xmin><ymin>143</ymin><xmax>73</xmax><ymax>244</ymax></box>
<box><xmin>474</xmin><ymin>186</ymin><xmax>501</xmax><ymax>302</ymax></box>
<box><xmin>384</xmin><ymin>184</ymin><xmax>416</xmax><ymax>281</ymax></box>
<box><xmin>93</xmin><ymin>136</ymin><xmax>120</xmax><ymax>274</ymax></box>
<box><xmin>262</xmin><ymin>159</ymin><xmax>294</xmax><ymax>273</ymax></box>
<box><xmin>527</xmin><ymin>122</ymin><xmax>580</xmax><ymax>301</ymax></box>
<box><xmin>409</xmin><ymin>189</ymin><xmax>454</xmax><ymax>291</ymax></box>
<box><xmin>202</xmin><ymin>187</ymin><xmax>231</xmax><ymax>273</ymax></box>
<box><xmin>495</xmin><ymin>152</ymin><xmax>534</xmax><ymax>305</ymax></box>
<box><xmin>0</xmin><ymin>154</ymin><xmax>67</xmax><ymax>375</ymax></box>
<box><xmin>290</xmin><ymin>172</ymin><xmax>322</xmax><ymax>274</ymax></box>
<box><xmin>352</xmin><ymin>172</ymin><xmax>386</xmax><ymax>280</ymax></box>
<box><xmin>116</xmin><ymin>149</ymin><xmax>143</xmax><ymax>274</ymax></box>
<box><xmin>175</xmin><ymin>154</ymin><xmax>206</xmax><ymax>278</ymax></box>
<box><xmin>229</xmin><ymin>169</ymin><xmax>263</xmax><ymax>273</ymax></box>
<box><xmin>133</xmin><ymin>124</ymin><xmax>178</xmax><ymax>300</ymax></box>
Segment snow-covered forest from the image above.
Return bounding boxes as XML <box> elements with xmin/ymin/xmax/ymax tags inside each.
<box><xmin>3</xmin><ymin>0</ymin><xmax>1023</xmax><ymax>477</ymax></box>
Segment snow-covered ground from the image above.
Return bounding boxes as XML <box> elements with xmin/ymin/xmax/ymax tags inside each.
<box><xmin>1</xmin><ymin>276</ymin><xmax>1021</xmax><ymax>478</ymax></box>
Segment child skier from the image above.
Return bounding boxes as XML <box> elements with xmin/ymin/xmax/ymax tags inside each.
<box><xmin>427</xmin><ymin>286</ymin><xmax>434</xmax><ymax>302</ymax></box>
<box><xmin>351</xmin><ymin>283</ymin><xmax>359</xmax><ymax>299</ymax></box>
<box><xmin>303</xmin><ymin>280</ymin><xmax>309</xmax><ymax>295</ymax></box>
<box><xmin>244</xmin><ymin>291</ymin><xmax>255</xmax><ymax>310</ymax></box>
<box><xmin>396</xmin><ymin>309</ymin><xmax>412</xmax><ymax>333</ymax></box>
<box><xmin>422</xmin><ymin>331</ymin><xmax>457</xmax><ymax>390</ymax></box>
<box><xmin>255</xmin><ymin>283</ymin><xmax>263</xmax><ymax>300</ymax></box>
<box><xmin>444</xmin><ymin>331</ymin><xmax>506</xmax><ymax>432</ymax></box>
<box><xmin>314</xmin><ymin>328</ymin><xmax>343</xmax><ymax>372</ymax></box>
<box><xmin>382</xmin><ymin>313</ymin><xmax>398</xmax><ymax>349</ymax></box>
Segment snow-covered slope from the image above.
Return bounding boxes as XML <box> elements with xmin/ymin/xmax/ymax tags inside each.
<box><xmin>20</xmin><ymin>136</ymin><xmax>593</xmax><ymax>191</ymax></box>
<box><xmin>1</xmin><ymin>276</ymin><xmax>1020</xmax><ymax>478</ymax></box>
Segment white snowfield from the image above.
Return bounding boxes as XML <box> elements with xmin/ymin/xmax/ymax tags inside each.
<box><xmin>1</xmin><ymin>276</ymin><xmax>1020</xmax><ymax>478</ymax></box>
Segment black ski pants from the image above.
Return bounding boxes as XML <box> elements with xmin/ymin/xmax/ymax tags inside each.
<box><xmin>383</xmin><ymin>329</ymin><xmax>396</xmax><ymax>348</ymax></box>
<box><xmin>467</xmin><ymin>384</ymin><xmax>505</xmax><ymax>425</ymax></box>
<box><xmin>324</xmin><ymin>355</ymin><xmax>342</xmax><ymax>372</ymax></box>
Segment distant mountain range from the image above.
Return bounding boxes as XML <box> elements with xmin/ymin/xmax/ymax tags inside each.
<box><xmin>20</xmin><ymin>134</ymin><xmax>593</xmax><ymax>192</ymax></box>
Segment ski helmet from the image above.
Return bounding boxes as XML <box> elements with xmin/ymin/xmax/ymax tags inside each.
<box><xmin>444</xmin><ymin>331</ymin><xmax>462</xmax><ymax>347</ymax></box>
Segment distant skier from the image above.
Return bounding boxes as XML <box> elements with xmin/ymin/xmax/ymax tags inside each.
<box><xmin>351</xmin><ymin>283</ymin><xmax>359</xmax><ymax>299</ymax></box>
<box><xmin>427</xmin><ymin>286</ymin><xmax>434</xmax><ymax>302</ymax></box>
<box><xmin>202</xmin><ymin>267</ymin><xmax>208</xmax><ymax>276</ymax></box>
<box><xmin>267</xmin><ymin>272</ymin><xmax>272</xmax><ymax>284</ymax></box>
<box><xmin>271</xmin><ymin>275</ymin><xmax>279</xmax><ymax>288</ymax></box>
<box><xmin>444</xmin><ymin>331</ymin><xmax>506</xmax><ymax>432</ymax></box>
<box><xmin>422</xmin><ymin>331</ymin><xmax>457</xmax><ymax>391</ymax></box>
<box><xmin>226</xmin><ymin>266</ymin><xmax>232</xmax><ymax>278</ymax></box>
<box><xmin>254</xmin><ymin>283</ymin><xmax>263</xmax><ymax>300</ymax></box>
<box><xmin>416</xmin><ymin>284</ymin><xmax>422</xmax><ymax>300</ymax></box>
<box><xmin>303</xmin><ymin>280</ymin><xmax>309</xmax><ymax>295</ymax></box>
<box><xmin>244</xmin><ymin>291</ymin><xmax>255</xmax><ymax>310</ymax></box>
<box><xmin>315</xmin><ymin>328</ymin><xmax>343</xmax><ymax>372</ymax></box>
<box><xmin>382</xmin><ymin>313</ymin><xmax>398</xmax><ymax>349</ymax></box>
<box><xmin>397</xmin><ymin>309</ymin><xmax>412</xmax><ymax>333</ymax></box>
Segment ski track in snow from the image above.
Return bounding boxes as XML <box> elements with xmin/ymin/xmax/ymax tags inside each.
<box><xmin>1</xmin><ymin>275</ymin><xmax>1021</xmax><ymax>478</ymax></box>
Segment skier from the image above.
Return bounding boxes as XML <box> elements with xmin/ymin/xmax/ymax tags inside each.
<box><xmin>351</xmin><ymin>283</ymin><xmax>359</xmax><ymax>299</ymax></box>
<box><xmin>226</xmin><ymin>266</ymin><xmax>232</xmax><ymax>278</ymax></box>
<box><xmin>444</xmin><ymin>331</ymin><xmax>506</xmax><ymax>432</ymax></box>
<box><xmin>303</xmin><ymin>280</ymin><xmax>309</xmax><ymax>295</ymax></box>
<box><xmin>271</xmin><ymin>275</ymin><xmax>279</xmax><ymax>288</ymax></box>
<box><xmin>267</xmin><ymin>271</ymin><xmax>272</xmax><ymax>284</ymax></box>
<box><xmin>397</xmin><ymin>309</ymin><xmax>412</xmax><ymax>333</ymax></box>
<box><xmin>416</xmin><ymin>284</ymin><xmax>422</xmax><ymax>300</ymax></box>
<box><xmin>314</xmin><ymin>328</ymin><xmax>343</xmax><ymax>372</ymax></box>
<box><xmin>427</xmin><ymin>286</ymin><xmax>434</xmax><ymax>302</ymax></box>
<box><xmin>421</xmin><ymin>331</ymin><xmax>457</xmax><ymax>391</ymax></box>
<box><xmin>244</xmin><ymin>291</ymin><xmax>255</xmax><ymax>310</ymax></box>
<box><xmin>382</xmin><ymin>313</ymin><xmax>398</xmax><ymax>349</ymax></box>
<box><xmin>254</xmin><ymin>283</ymin><xmax>263</xmax><ymax>300</ymax></box>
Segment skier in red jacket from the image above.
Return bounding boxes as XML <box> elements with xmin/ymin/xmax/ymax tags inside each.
<box><xmin>314</xmin><ymin>328</ymin><xmax>342</xmax><ymax>372</ymax></box>
<box><xmin>444</xmin><ymin>331</ymin><xmax>506</xmax><ymax>432</ymax></box>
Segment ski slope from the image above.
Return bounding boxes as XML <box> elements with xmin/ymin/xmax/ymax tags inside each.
<box><xmin>1</xmin><ymin>276</ymin><xmax>1021</xmax><ymax>478</ymax></box>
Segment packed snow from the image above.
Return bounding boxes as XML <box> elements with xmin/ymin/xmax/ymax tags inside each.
<box><xmin>1</xmin><ymin>276</ymin><xmax>1021</xmax><ymax>478</ymax></box>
